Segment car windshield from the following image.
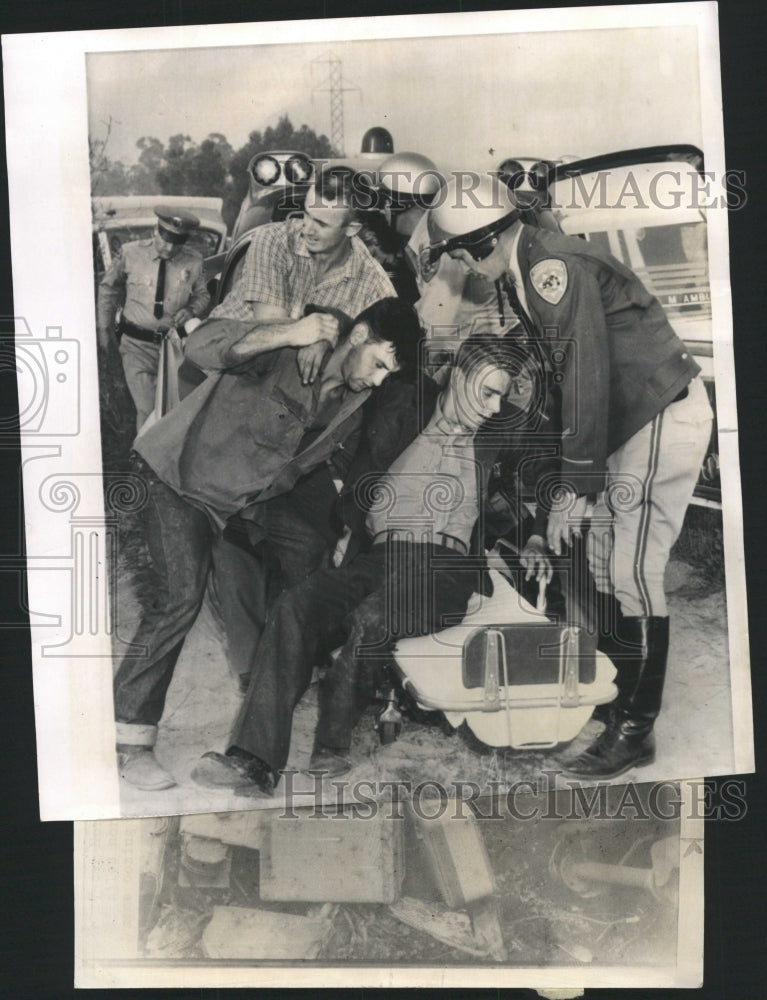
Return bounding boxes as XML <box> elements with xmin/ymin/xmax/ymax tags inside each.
<box><xmin>577</xmin><ymin>220</ymin><xmax>710</xmax><ymax>328</ymax></box>
<box><xmin>95</xmin><ymin>222</ymin><xmax>224</xmax><ymax>260</ymax></box>
<box><xmin>549</xmin><ymin>160</ymin><xmax>711</xmax><ymax>356</ymax></box>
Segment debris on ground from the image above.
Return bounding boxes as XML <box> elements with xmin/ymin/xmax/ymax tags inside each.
<box><xmin>200</xmin><ymin>903</ymin><xmax>336</xmax><ymax>960</ymax></box>
<box><xmin>389</xmin><ymin>896</ymin><xmax>496</xmax><ymax>958</ymax></box>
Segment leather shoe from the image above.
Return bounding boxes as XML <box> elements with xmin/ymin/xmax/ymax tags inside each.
<box><xmin>307</xmin><ymin>745</ymin><xmax>352</xmax><ymax>778</ymax></box>
<box><xmin>117</xmin><ymin>747</ymin><xmax>176</xmax><ymax>791</ymax></box>
<box><xmin>191</xmin><ymin>750</ymin><xmax>275</xmax><ymax>797</ymax></box>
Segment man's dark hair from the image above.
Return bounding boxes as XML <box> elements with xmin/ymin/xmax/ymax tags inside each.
<box><xmin>314</xmin><ymin>165</ymin><xmax>367</xmax><ymax>220</ymax></box>
<box><xmin>454</xmin><ymin>334</ymin><xmax>522</xmax><ymax>379</ymax></box>
<box><xmin>304</xmin><ymin>303</ymin><xmax>354</xmax><ymax>341</ymax></box>
<box><xmin>353</xmin><ymin>297</ymin><xmax>421</xmax><ymax>372</ymax></box>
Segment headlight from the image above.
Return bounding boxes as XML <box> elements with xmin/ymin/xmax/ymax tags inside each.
<box><xmin>251</xmin><ymin>155</ymin><xmax>281</xmax><ymax>186</ymax></box>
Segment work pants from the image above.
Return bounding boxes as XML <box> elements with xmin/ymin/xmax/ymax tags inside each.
<box><xmin>113</xmin><ymin>466</ymin><xmax>330</xmax><ymax>747</ymax></box>
<box><xmin>118</xmin><ymin>334</ymin><xmax>160</xmax><ymax>431</ymax></box>
<box><xmin>231</xmin><ymin>542</ymin><xmax>483</xmax><ymax>772</ymax></box>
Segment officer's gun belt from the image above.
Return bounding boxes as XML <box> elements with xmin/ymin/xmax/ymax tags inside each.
<box><xmin>118</xmin><ymin>318</ymin><xmax>166</xmax><ymax>345</ymax></box>
<box><xmin>119</xmin><ymin>317</ymin><xmax>189</xmax><ymax>345</ymax></box>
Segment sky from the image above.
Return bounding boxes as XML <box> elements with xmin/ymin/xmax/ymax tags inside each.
<box><xmin>86</xmin><ymin>24</ymin><xmax>702</xmax><ymax>174</ymax></box>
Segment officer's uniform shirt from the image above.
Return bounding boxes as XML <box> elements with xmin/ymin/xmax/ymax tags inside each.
<box><xmin>505</xmin><ymin>225</ymin><xmax>532</xmax><ymax>318</ymax></box>
<box><xmin>508</xmin><ymin>223</ymin><xmax>702</xmax><ymax>496</ymax></box>
<box><xmin>506</xmin><ymin>223</ymin><xmax>712</xmax><ymax>618</ymax></box>
<box><xmin>97</xmin><ymin>239</ymin><xmax>210</xmax><ymax>333</ymax></box>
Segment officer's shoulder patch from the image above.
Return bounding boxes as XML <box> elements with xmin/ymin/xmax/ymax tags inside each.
<box><xmin>530</xmin><ymin>258</ymin><xmax>568</xmax><ymax>305</ymax></box>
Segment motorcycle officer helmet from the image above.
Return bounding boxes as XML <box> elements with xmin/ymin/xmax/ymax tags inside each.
<box><xmin>377</xmin><ymin>151</ymin><xmax>444</xmax><ymax>212</ymax></box>
<box><xmin>423</xmin><ymin>173</ymin><xmax>519</xmax><ymax>271</ymax></box>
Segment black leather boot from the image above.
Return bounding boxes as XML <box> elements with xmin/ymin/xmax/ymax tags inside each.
<box><xmin>591</xmin><ymin>592</ymin><xmax>639</xmax><ymax>723</ymax></box>
<box><xmin>562</xmin><ymin>616</ymin><xmax>670</xmax><ymax>779</ymax></box>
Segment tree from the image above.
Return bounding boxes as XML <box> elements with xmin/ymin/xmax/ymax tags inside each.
<box><xmin>92</xmin><ymin>158</ymin><xmax>130</xmax><ymax>197</ymax></box>
<box><xmin>127</xmin><ymin>136</ymin><xmax>165</xmax><ymax>194</ymax></box>
<box><xmin>87</xmin><ymin>116</ymin><xmax>336</xmax><ymax>225</ymax></box>
<box><xmin>156</xmin><ymin>133</ymin><xmax>233</xmax><ymax>199</ymax></box>
<box><xmin>89</xmin><ymin>117</ymin><xmax>131</xmax><ymax>197</ymax></box>
<box><xmin>155</xmin><ymin>133</ymin><xmax>194</xmax><ymax>194</ymax></box>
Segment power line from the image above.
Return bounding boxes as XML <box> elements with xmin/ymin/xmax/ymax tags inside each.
<box><xmin>311</xmin><ymin>53</ymin><xmax>360</xmax><ymax>157</ymax></box>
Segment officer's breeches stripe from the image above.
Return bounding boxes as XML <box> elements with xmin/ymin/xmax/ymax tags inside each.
<box><xmin>632</xmin><ymin>411</ymin><xmax>664</xmax><ymax>617</ymax></box>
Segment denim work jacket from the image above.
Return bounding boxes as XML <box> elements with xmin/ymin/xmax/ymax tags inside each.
<box><xmin>135</xmin><ymin>317</ymin><xmax>369</xmax><ymax>529</ymax></box>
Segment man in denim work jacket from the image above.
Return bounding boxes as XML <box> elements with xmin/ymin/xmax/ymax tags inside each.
<box><xmin>113</xmin><ymin>168</ymin><xmax>404</xmax><ymax>792</ymax></box>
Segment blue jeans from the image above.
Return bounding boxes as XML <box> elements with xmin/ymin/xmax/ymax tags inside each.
<box><xmin>113</xmin><ymin>464</ymin><xmax>331</xmax><ymax>741</ymax></box>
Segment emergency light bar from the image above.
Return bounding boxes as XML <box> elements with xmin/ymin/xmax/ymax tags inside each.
<box><xmin>250</xmin><ymin>152</ymin><xmax>314</xmax><ymax>187</ymax></box>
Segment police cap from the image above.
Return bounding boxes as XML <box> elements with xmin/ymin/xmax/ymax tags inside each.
<box><xmin>154</xmin><ymin>205</ymin><xmax>201</xmax><ymax>243</ymax></box>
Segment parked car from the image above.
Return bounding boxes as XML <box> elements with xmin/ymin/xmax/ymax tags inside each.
<box><xmin>92</xmin><ymin>194</ymin><xmax>229</xmax><ymax>293</ymax></box>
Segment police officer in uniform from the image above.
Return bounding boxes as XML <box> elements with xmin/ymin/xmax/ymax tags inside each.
<box><xmin>421</xmin><ymin>174</ymin><xmax>713</xmax><ymax>780</ymax></box>
<box><xmin>97</xmin><ymin>205</ymin><xmax>211</xmax><ymax>429</ymax></box>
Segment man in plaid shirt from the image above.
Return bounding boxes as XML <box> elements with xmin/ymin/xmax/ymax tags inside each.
<box><xmin>114</xmin><ymin>169</ymin><xmax>400</xmax><ymax>792</ymax></box>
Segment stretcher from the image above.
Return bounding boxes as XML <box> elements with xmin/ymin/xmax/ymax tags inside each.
<box><xmin>392</xmin><ymin>566</ymin><xmax>617</xmax><ymax>749</ymax></box>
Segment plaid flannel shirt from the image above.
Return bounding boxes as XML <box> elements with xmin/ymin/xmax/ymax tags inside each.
<box><xmin>210</xmin><ymin>218</ymin><xmax>395</xmax><ymax>323</ymax></box>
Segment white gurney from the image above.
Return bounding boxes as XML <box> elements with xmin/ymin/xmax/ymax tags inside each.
<box><xmin>392</xmin><ymin>568</ymin><xmax>617</xmax><ymax>749</ymax></box>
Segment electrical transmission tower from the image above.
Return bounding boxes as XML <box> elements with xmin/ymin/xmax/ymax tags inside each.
<box><xmin>311</xmin><ymin>54</ymin><xmax>360</xmax><ymax>157</ymax></box>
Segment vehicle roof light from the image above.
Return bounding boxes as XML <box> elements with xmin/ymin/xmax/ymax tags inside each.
<box><xmin>528</xmin><ymin>160</ymin><xmax>553</xmax><ymax>190</ymax></box>
<box><xmin>498</xmin><ymin>159</ymin><xmax>526</xmax><ymax>190</ymax></box>
<box><xmin>284</xmin><ymin>154</ymin><xmax>314</xmax><ymax>185</ymax></box>
<box><xmin>252</xmin><ymin>155</ymin><xmax>281</xmax><ymax>186</ymax></box>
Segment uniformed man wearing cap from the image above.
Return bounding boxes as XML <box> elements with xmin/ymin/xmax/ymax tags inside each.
<box><xmin>421</xmin><ymin>173</ymin><xmax>713</xmax><ymax>780</ymax></box>
<box><xmin>97</xmin><ymin>205</ymin><xmax>211</xmax><ymax>429</ymax></box>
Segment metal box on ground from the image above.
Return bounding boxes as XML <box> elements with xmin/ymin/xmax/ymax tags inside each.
<box><xmin>259</xmin><ymin>809</ymin><xmax>405</xmax><ymax>903</ymax></box>
<box><xmin>407</xmin><ymin>804</ymin><xmax>495</xmax><ymax>909</ymax></box>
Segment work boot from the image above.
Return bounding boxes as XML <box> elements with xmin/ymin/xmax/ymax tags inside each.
<box><xmin>561</xmin><ymin>616</ymin><xmax>669</xmax><ymax>779</ymax></box>
<box><xmin>117</xmin><ymin>745</ymin><xmax>176</xmax><ymax>791</ymax></box>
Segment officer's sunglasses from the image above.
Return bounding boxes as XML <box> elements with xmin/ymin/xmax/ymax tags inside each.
<box><xmin>423</xmin><ymin>210</ymin><xmax>519</xmax><ymax>268</ymax></box>
<box><xmin>156</xmin><ymin>224</ymin><xmax>189</xmax><ymax>245</ymax></box>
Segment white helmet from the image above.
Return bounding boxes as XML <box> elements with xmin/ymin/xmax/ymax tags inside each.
<box><xmin>377</xmin><ymin>151</ymin><xmax>444</xmax><ymax>210</ymax></box>
<box><xmin>423</xmin><ymin>173</ymin><xmax>519</xmax><ymax>270</ymax></box>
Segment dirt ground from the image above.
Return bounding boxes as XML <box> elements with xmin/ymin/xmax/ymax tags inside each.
<box><xmin>114</xmin><ymin>538</ymin><xmax>735</xmax><ymax>818</ymax></box>
<box><xmin>140</xmin><ymin>794</ymin><xmax>682</xmax><ymax>967</ymax></box>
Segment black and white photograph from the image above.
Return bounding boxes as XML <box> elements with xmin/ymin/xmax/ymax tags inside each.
<box><xmin>3</xmin><ymin>5</ymin><xmax>753</xmax><ymax>824</ymax></box>
<box><xmin>2</xmin><ymin>3</ymin><xmax>767</xmax><ymax>998</ymax></box>
<box><xmin>74</xmin><ymin>782</ymin><xmax>704</xmax><ymax>988</ymax></box>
